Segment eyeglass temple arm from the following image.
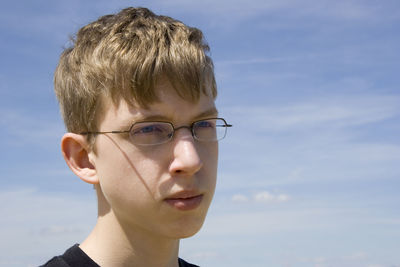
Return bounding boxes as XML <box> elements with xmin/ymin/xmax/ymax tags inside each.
<box><xmin>80</xmin><ymin>122</ymin><xmax>232</xmax><ymax>135</ymax></box>
<box><xmin>80</xmin><ymin>130</ymin><xmax>130</xmax><ymax>135</ymax></box>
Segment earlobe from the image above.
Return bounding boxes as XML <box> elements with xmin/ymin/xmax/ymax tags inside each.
<box><xmin>61</xmin><ymin>133</ymin><xmax>99</xmax><ymax>184</ymax></box>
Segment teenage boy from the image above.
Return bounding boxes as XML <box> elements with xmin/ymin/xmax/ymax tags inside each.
<box><xmin>42</xmin><ymin>7</ymin><xmax>231</xmax><ymax>267</ymax></box>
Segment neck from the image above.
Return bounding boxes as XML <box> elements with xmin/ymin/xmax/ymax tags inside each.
<box><xmin>80</xmin><ymin>210</ymin><xmax>180</xmax><ymax>267</ymax></box>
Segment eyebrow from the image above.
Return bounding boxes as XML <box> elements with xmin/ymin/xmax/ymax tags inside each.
<box><xmin>193</xmin><ymin>107</ymin><xmax>219</xmax><ymax>120</ymax></box>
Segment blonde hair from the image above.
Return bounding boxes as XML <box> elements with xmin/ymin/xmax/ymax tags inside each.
<box><xmin>54</xmin><ymin>7</ymin><xmax>217</xmax><ymax>136</ymax></box>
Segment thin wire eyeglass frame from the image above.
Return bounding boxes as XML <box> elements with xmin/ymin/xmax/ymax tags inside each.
<box><xmin>80</xmin><ymin>117</ymin><xmax>232</xmax><ymax>146</ymax></box>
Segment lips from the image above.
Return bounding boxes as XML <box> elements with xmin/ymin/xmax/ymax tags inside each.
<box><xmin>164</xmin><ymin>191</ymin><xmax>204</xmax><ymax>211</ymax></box>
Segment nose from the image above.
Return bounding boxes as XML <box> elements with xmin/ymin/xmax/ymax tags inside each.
<box><xmin>169</xmin><ymin>129</ymin><xmax>203</xmax><ymax>176</ymax></box>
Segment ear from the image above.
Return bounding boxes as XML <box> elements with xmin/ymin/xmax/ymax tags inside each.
<box><xmin>61</xmin><ymin>133</ymin><xmax>99</xmax><ymax>184</ymax></box>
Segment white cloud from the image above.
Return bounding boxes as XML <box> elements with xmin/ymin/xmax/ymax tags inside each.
<box><xmin>231</xmin><ymin>194</ymin><xmax>249</xmax><ymax>203</ymax></box>
<box><xmin>229</xmin><ymin>191</ymin><xmax>291</xmax><ymax>204</ymax></box>
<box><xmin>253</xmin><ymin>191</ymin><xmax>291</xmax><ymax>203</ymax></box>
<box><xmin>276</xmin><ymin>194</ymin><xmax>291</xmax><ymax>202</ymax></box>
<box><xmin>314</xmin><ymin>256</ymin><xmax>327</xmax><ymax>264</ymax></box>
<box><xmin>253</xmin><ymin>191</ymin><xmax>274</xmax><ymax>202</ymax></box>
<box><xmin>347</xmin><ymin>251</ymin><xmax>368</xmax><ymax>260</ymax></box>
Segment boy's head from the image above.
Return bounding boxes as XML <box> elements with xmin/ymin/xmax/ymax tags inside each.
<box><xmin>55</xmin><ymin>7</ymin><xmax>226</xmax><ymax>239</ymax></box>
<box><xmin>54</xmin><ymin>7</ymin><xmax>217</xmax><ymax>139</ymax></box>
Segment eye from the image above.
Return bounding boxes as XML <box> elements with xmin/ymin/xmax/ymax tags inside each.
<box><xmin>129</xmin><ymin>122</ymin><xmax>173</xmax><ymax>145</ymax></box>
<box><xmin>196</xmin><ymin>120</ymin><xmax>215</xmax><ymax>128</ymax></box>
<box><xmin>132</xmin><ymin>123</ymin><xmax>166</xmax><ymax>135</ymax></box>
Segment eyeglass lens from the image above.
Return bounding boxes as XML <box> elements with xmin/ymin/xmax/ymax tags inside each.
<box><xmin>129</xmin><ymin>118</ymin><xmax>228</xmax><ymax>145</ymax></box>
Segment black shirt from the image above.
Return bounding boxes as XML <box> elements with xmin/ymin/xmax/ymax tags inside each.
<box><xmin>41</xmin><ymin>244</ymin><xmax>199</xmax><ymax>267</ymax></box>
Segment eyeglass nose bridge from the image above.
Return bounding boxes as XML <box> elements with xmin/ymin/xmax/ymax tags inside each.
<box><xmin>170</xmin><ymin>125</ymin><xmax>196</xmax><ymax>140</ymax></box>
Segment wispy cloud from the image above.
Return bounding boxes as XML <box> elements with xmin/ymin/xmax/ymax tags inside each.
<box><xmin>231</xmin><ymin>194</ymin><xmax>249</xmax><ymax>203</ymax></box>
<box><xmin>227</xmin><ymin>94</ymin><xmax>400</xmax><ymax>133</ymax></box>
<box><xmin>0</xmin><ymin>108</ymin><xmax>64</xmax><ymax>147</ymax></box>
<box><xmin>231</xmin><ymin>191</ymin><xmax>291</xmax><ymax>203</ymax></box>
<box><xmin>216</xmin><ymin>57</ymin><xmax>291</xmax><ymax>66</ymax></box>
<box><xmin>254</xmin><ymin>191</ymin><xmax>290</xmax><ymax>203</ymax></box>
<box><xmin>218</xmin><ymin>92</ymin><xmax>400</xmax><ymax>187</ymax></box>
<box><xmin>184</xmin><ymin>194</ymin><xmax>400</xmax><ymax>266</ymax></box>
<box><xmin>0</xmin><ymin>188</ymin><xmax>95</xmax><ymax>266</ymax></box>
<box><xmin>38</xmin><ymin>225</ymin><xmax>84</xmax><ymax>237</ymax></box>
<box><xmin>1</xmin><ymin>2</ymin><xmax>399</xmax><ymax>267</ymax></box>
<box><xmin>154</xmin><ymin>0</ymin><xmax>396</xmax><ymax>24</ymax></box>
<box><xmin>347</xmin><ymin>251</ymin><xmax>368</xmax><ymax>261</ymax></box>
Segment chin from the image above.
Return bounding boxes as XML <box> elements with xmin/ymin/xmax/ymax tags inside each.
<box><xmin>167</xmin><ymin>216</ymin><xmax>207</xmax><ymax>239</ymax></box>
<box><xmin>178</xmin><ymin>226</ymin><xmax>203</xmax><ymax>239</ymax></box>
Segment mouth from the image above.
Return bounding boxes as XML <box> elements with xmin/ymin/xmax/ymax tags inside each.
<box><xmin>164</xmin><ymin>192</ymin><xmax>204</xmax><ymax>211</ymax></box>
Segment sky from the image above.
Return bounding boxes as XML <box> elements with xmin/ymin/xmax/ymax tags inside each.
<box><xmin>0</xmin><ymin>0</ymin><xmax>399</xmax><ymax>266</ymax></box>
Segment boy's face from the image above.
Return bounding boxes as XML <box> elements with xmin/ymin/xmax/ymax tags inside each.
<box><xmin>90</xmin><ymin>79</ymin><xmax>218</xmax><ymax>239</ymax></box>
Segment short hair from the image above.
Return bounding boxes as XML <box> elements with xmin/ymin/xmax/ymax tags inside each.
<box><xmin>54</xmin><ymin>7</ymin><xmax>217</xmax><ymax>137</ymax></box>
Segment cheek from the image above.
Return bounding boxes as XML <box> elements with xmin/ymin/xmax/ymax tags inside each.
<box><xmin>200</xmin><ymin>143</ymin><xmax>218</xmax><ymax>185</ymax></box>
<box><xmin>203</xmin><ymin>142</ymin><xmax>218</xmax><ymax>168</ymax></box>
<box><xmin>95</xmin><ymin>144</ymin><xmax>164</xmax><ymax>205</ymax></box>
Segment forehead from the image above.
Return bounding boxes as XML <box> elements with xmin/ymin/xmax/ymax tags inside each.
<box><xmin>99</xmin><ymin>81</ymin><xmax>217</xmax><ymax>129</ymax></box>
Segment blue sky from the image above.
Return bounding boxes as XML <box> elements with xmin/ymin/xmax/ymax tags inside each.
<box><xmin>1</xmin><ymin>1</ymin><xmax>399</xmax><ymax>266</ymax></box>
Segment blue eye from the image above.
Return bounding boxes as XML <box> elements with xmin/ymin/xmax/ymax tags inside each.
<box><xmin>196</xmin><ymin>120</ymin><xmax>214</xmax><ymax>128</ymax></box>
<box><xmin>133</xmin><ymin>124</ymin><xmax>166</xmax><ymax>135</ymax></box>
<box><xmin>129</xmin><ymin>122</ymin><xmax>174</xmax><ymax>145</ymax></box>
<box><xmin>139</xmin><ymin>126</ymin><xmax>157</xmax><ymax>133</ymax></box>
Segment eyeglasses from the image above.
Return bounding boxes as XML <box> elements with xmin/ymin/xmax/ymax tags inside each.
<box><xmin>81</xmin><ymin>118</ymin><xmax>232</xmax><ymax>146</ymax></box>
